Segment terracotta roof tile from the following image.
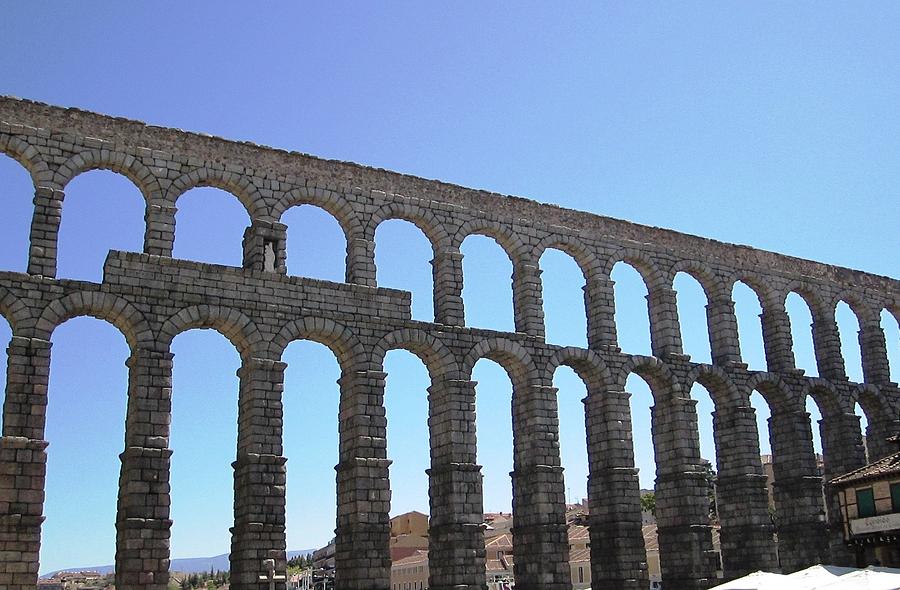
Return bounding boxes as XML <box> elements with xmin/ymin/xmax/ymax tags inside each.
<box><xmin>831</xmin><ymin>451</ymin><xmax>900</xmax><ymax>486</ymax></box>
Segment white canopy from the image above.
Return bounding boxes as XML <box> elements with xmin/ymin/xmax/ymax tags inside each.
<box><xmin>710</xmin><ymin>565</ymin><xmax>900</xmax><ymax>590</ymax></box>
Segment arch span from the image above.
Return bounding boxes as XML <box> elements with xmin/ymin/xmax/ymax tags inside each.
<box><xmin>372</xmin><ymin>328</ymin><xmax>460</xmax><ymax>380</ymax></box>
<box><xmin>166</xmin><ymin>168</ymin><xmax>266</xmax><ymax>220</ymax></box>
<box><xmin>55</xmin><ymin>149</ymin><xmax>162</xmax><ymax>203</ymax></box>
<box><xmin>159</xmin><ymin>305</ymin><xmax>263</xmax><ymax>361</ymax></box>
<box><xmin>273</xmin><ymin>317</ymin><xmax>364</xmax><ymax>370</ymax></box>
<box><xmin>0</xmin><ymin>134</ymin><xmax>51</xmax><ymax>188</ymax></box>
<box><xmin>36</xmin><ymin>291</ymin><xmax>152</xmax><ymax>351</ymax></box>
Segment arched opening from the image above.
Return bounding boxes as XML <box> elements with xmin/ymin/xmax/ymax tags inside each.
<box><xmin>282</xmin><ymin>340</ymin><xmax>341</xmax><ymax>556</ymax></box>
<box><xmin>472</xmin><ymin>357</ymin><xmax>515</xmax><ymax>586</ymax></box>
<box><xmin>282</xmin><ymin>204</ymin><xmax>346</xmax><ymax>282</ymax></box>
<box><xmin>40</xmin><ymin>317</ymin><xmax>129</xmax><ymax>574</ymax></box>
<box><xmin>384</xmin><ymin>350</ymin><xmax>431</xmax><ymax>516</ymax></box>
<box><xmin>835</xmin><ymin>301</ymin><xmax>863</xmax><ymax>383</ymax></box>
<box><xmin>690</xmin><ymin>382</ymin><xmax>718</xmax><ymax>479</ymax></box>
<box><xmin>461</xmin><ymin>236</ymin><xmax>514</xmax><ymax>332</ymax></box>
<box><xmin>805</xmin><ymin>396</ymin><xmax>824</xmax><ymax>460</ymax></box>
<box><xmin>624</xmin><ymin>373</ymin><xmax>659</xmax><ymax>586</ymax></box>
<box><xmin>749</xmin><ymin>390</ymin><xmax>774</xmax><ymax>512</ymax></box>
<box><xmin>786</xmin><ymin>293</ymin><xmax>818</xmax><ymax>377</ymax></box>
<box><xmin>174</xmin><ymin>187</ymin><xmax>251</xmax><ymax>266</ymax></box>
<box><xmin>376</xmin><ymin>220</ymin><xmax>435</xmax><ymax>321</ymax></box>
<box><xmin>731</xmin><ymin>281</ymin><xmax>766</xmax><ymax>371</ymax></box>
<box><xmin>612</xmin><ymin>263</ymin><xmax>651</xmax><ymax>356</ymax></box>
<box><xmin>552</xmin><ymin>365</ymin><xmax>588</xmax><ymax>505</ymax></box>
<box><xmin>169</xmin><ymin>329</ymin><xmax>241</xmax><ymax>561</ymax></box>
<box><xmin>540</xmin><ymin>249</ymin><xmax>587</xmax><ymax>348</ymax></box>
<box><xmin>853</xmin><ymin>402</ymin><xmax>870</xmax><ymax>462</ymax></box>
<box><xmin>883</xmin><ymin>309</ymin><xmax>900</xmax><ymax>383</ymax></box>
<box><xmin>0</xmin><ymin>153</ymin><xmax>34</xmax><ymax>273</ymax></box>
<box><xmin>674</xmin><ymin>273</ymin><xmax>712</xmax><ymax>364</ymax></box>
<box><xmin>0</xmin><ymin>314</ymin><xmax>9</xmax><ymax>431</ymax></box>
<box><xmin>57</xmin><ymin>170</ymin><xmax>145</xmax><ymax>282</ymax></box>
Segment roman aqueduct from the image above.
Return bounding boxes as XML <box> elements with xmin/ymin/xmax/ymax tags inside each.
<box><xmin>0</xmin><ymin>97</ymin><xmax>897</xmax><ymax>590</ymax></box>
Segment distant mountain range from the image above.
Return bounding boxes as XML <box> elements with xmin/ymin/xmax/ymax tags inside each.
<box><xmin>42</xmin><ymin>550</ymin><xmax>314</xmax><ymax>578</ymax></box>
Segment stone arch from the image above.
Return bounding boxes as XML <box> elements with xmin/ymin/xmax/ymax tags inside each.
<box><xmin>0</xmin><ymin>287</ymin><xmax>30</xmax><ymax>335</ymax></box>
<box><xmin>852</xmin><ymin>383</ymin><xmax>894</xmax><ymax>425</ymax></box>
<box><xmin>670</xmin><ymin>260</ymin><xmax>728</xmax><ymax>301</ymax></box>
<box><xmin>745</xmin><ymin>373</ymin><xmax>799</xmax><ymax>414</ymax></box>
<box><xmin>614</xmin><ymin>355</ymin><xmax>680</xmax><ymax>400</ymax></box>
<box><xmin>0</xmin><ymin>134</ymin><xmax>52</xmax><ymax>188</ymax></box>
<box><xmin>602</xmin><ymin>248</ymin><xmax>666</xmax><ymax>292</ymax></box>
<box><xmin>372</xmin><ymin>328</ymin><xmax>460</xmax><ymax>380</ymax></box>
<box><xmin>36</xmin><ymin>291</ymin><xmax>153</xmax><ymax>351</ymax></box>
<box><xmin>684</xmin><ymin>364</ymin><xmax>746</xmax><ymax>409</ymax></box>
<box><xmin>461</xmin><ymin>337</ymin><xmax>535</xmax><ymax>389</ymax></box>
<box><xmin>54</xmin><ymin>149</ymin><xmax>163</xmax><ymax>204</ymax></box>
<box><xmin>534</xmin><ymin>234</ymin><xmax>603</xmax><ymax>282</ymax></box>
<box><xmin>452</xmin><ymin>218</ymin><xmax>527</xmax><ymax>262</ymax></box>
<box><xmin>832</xmin><ymin>291</ymin><xmax>876</xmax><ymax>325</ymax></box>
<box><xmin>367</xmin><ymin>201</ymin><xmax>451</xmax><ymax>253</ymax></box>
<box><xmin>273</xmin><ymin>316</ymin><xmax>365</xmax><ymax>370</ymax></box>
<box><xmin>159</xmin><ymin>305</ymin><xmax>264</xmax><ymax>361</ymax></box>
<box><xmin>545</xmin><ymin>347</ymin><xmax>612</xmax><ymax>392</ymax></box>
<box><xmin>273</xmin><ymin>186</ymin><xmax>363</xmax><ymax>241</ymax></box>
<box><xmin>727</xmin><ymin>273</ymin><xmax>777</xmax><ymax>309</ymax></box>
<box><xmin>802</xmin><ymin>379</ymin><xmax>849</xmax><ymax>418</ymax></box>
<box><xmin>166</xmin><ymin>168</ymin><xmax>267</xmax><ymax>220</ymax></box>
<box><xmin>782</xmin><ymin>280</ymin><xmax>829</xmax><ymax>319</ymax></box>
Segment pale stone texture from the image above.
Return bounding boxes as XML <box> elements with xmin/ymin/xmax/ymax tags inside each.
<box><xmin>0</xmin><ymin>97</ymin><xmax>897</xmax><ymax>590</ymax></box>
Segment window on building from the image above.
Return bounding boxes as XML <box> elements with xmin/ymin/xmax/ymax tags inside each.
<box><xmin>578</xmin><ymin>566</ymin><xmax>584</xmax><ymax>583</ymax></box>
<box><xmin>857</xmin><ymin>487</ymin><xmax>876</xmax><ymax>518</ymax></box>
<box><xmin>892</xmin><ymin>483</ymin><xmax>900</xmax><ymax>513</ymax></box>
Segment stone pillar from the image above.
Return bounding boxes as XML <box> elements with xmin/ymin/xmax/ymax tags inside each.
<box><xmin>866</xmin><ymin>414</ymin><xmax>900</xmax><ymax>462</ymax></box>
<box><xmin>431</xmin><ymin>250</ymin><xmax>465</xmax><ymax>327</ymax></box>
<box><xmin>584</xmin><ymin>276</ymin><xmax>619</xmax><ymax>351</ymax></box>
<box><xmin>651</xmin><ymin>395</ymin><xmax>717</xmax><ymax>589</ymax></box>
<box><xmin>647</xmin><ymin>287</ymin><xmax>683</xmax><ymax>358</ymax></box>
<box><xmin>584</xmin><ymin>390</ymin><xmax>648</xmax><ymax>590</ymax></box>
<box><xmin>231</xmin><ymin>358</ymin><xmax>288</xmax><ymax>590</ymax></box>
<box><xmin>511</xmin><ymin>384</ymin><xmax>570</xmax><ymax>590</ymax></box>
<box><xmin>334</xmin><ymin>370</ymin><xmax>391</xmax><ymax>590</ymax></box>
<box><xmin>706</xmin><ymin>298</ymin><xmax>743</xmax><ymax>366</ymax></box>
<box><xmin>512</xmin><ymin>260</ymin><xmax>545</xmax><ymax>338</ymax></box>
<box><xmin>819</xmin><ymin>412</ymin><xmax>867</xmax><ymax>567</ymax></box>
<box><xmin>0</xmin><ymin>337</ymin><xmax>52</xmax><ymax>589</ymax></box>
<box><xmin>116</xmin><ymin>349</ymin><xmax>174</xmax><ymax>590</ymax></box>
<box><xmin>426</xmin><ymin>379</ymin><xmax>485</xmax><ymax>590</ymax></box>
<box><xmin>767</xmin><ymin>410</ymin><xmax>828</xmax><ymax>572</ymax></box>
<box><xmin>760</xmin><ymin>304</ymin><xmax>796</xmax><ymax>373</ymax></box>
<box><xmin>27</xmin><ymin>186</ymin><xmax>62</xmax><ymax>277</ymax></box>
<box><xmin>345</xmin><ymin>237</ymin><xmax>376</xmax><ymax>287</ymax></box>
<box><xmin>242</xmin><ymin>220</ymin><xmax>287</xmax><ymax>274</ymax></box>
<box><xmin>858</xmin><ymin>316</ymin><xmax>893</xmax><ymax>386</ymax></box>
<box><xmin>811</xmin><ymin>309</ymin><xmax>847</xmax><ymax>381</ymax></box>
<box><xmin>144</xmin><ymin>203</ymin><xmax>176</xmax><ymax>257</ymax></box>
<box><xmin>711</xmin><ymin>405</ymin><xmax>777</xmax><ymax>578</ymax></box>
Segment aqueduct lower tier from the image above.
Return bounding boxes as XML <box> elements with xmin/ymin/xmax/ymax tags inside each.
<box><xmin>0</xmin><ymin>97</ymin><xmax>898</xmax><ymax>590</ymax></box>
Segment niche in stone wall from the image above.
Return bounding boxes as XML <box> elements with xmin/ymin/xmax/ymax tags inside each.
<box><xmin>0</xmin><ymin>153</ymin><xmax>33</xmax><ymax>273</ymax></box>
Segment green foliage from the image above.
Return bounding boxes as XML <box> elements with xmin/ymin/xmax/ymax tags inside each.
<box><xmin>640</xmin><ymin>491</ymin><xmax>656</xmax><ymax>515</ymax></box>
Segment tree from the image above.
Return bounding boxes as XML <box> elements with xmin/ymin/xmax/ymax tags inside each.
<box><xmin>640</xmin><ymin>491</ymin><xmax>656</xmax><ymax>515</ymax></box>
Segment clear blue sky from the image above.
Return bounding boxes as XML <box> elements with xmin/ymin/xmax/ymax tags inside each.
<box><xmin>0</xmin><ymin>2</ymin><xmax>898</xmax><ymax>574</ymax></box>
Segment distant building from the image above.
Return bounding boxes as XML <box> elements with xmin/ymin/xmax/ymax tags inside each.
<box><xmin>831</xmin><ymin>447</ymin><xmax>900</xmax><ymax>567</ymax></box>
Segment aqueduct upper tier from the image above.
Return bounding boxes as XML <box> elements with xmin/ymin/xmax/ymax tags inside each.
<box><xmin>0</xmin><ymin>96</ymin><xmax>897</xmax><ymax>590</ymax></box>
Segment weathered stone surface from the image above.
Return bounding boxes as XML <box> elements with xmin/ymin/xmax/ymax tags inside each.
<box><xmin>0</xmin><ymin>96</ymin><xmax>897</xmax><ymax>590</ymax></box>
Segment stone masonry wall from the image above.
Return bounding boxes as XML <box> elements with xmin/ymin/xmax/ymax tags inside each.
<box><xmin>0</xmin><ymin>96</ymin><xmax>897</xmax><ymax>590</ymax></box>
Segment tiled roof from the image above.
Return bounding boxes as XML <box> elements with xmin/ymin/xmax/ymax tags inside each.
<box><xmin>485</xmin><ymin>532</ymin><xmax>513</xmax><ymax>549</ymax></box>
<box><xmin>568</xmin><ymin>524</ymin><xmax>589</xmax><ymax>542</ymax></box>
<box><xmin>831</xmin><ymin>451</ymin><xmax>900</xmax><ymax>486</ymax></box>
<box><xmin>569</xmin><ymin>548</ymin><xmax>590</xmax><ymax>564</ymax></box>
<box><xmin>392</xmin><ymin>550</ymin><xmax>428</xmax><ymax>567</ymax></box>
<box><xmin>642</xmin><ymin>524</ymin><xmax>659</xmax><ymax>551</ymax></box>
